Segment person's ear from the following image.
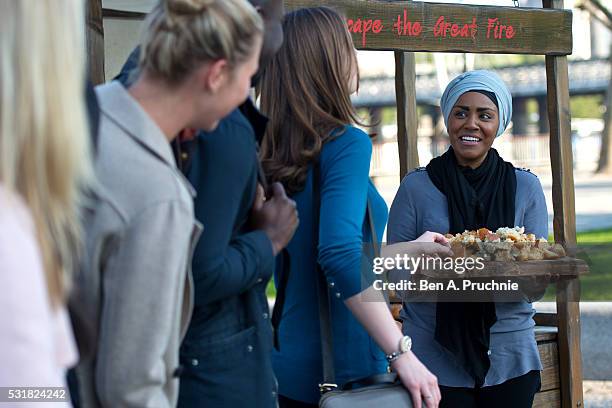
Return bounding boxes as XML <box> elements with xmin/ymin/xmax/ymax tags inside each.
<box><xmin>197</xmin><ymin>59</ymin><xmax>229</xmax><ymax>93</ymax></box>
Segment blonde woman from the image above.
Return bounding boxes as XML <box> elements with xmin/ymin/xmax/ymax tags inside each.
<box><xmin>74</xmin><ymin>0</ymin><xmax>264</xmax><ymax>407</ymax></box>
<box><xmin>0</xmin><ymin>0</ymin><xmax>92</xmax><ymax>401</ymax></box>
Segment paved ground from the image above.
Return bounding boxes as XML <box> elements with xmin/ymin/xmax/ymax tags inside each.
<box><xmin>584</xmin><ymin>381</ymin><xmax>612</xmax><ymax>407</ymax></box>
<box><xmin>535</xmin><ymin>302</ymin><xmax>612</xmax><ymax>381</ymax></box>
<box><xmin>539</xmin><ymin>172</ymin><xmax>612</xmax><ymax>234</ymax></box>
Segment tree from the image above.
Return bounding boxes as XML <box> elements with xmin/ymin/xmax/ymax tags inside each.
<box><xmin>576</xmin><ymin>0</ymin><xmax>612</xmax><ymax>173</ymax></box>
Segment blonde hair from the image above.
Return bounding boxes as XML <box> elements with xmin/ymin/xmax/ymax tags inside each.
<box><xmin>0</xmin><ymin>0</ymin><xmax>92</xmax><ymax>307</ymax></box>
<box><xmin>140</xmin><ymin>0</ymin><xmax>264</xmax><ymax>85</ymax></box>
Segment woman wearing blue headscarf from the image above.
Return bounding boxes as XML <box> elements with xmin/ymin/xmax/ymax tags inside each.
<box><xmin>387</xmin><ymin>70</ymin><xmax>548</xmax><ymax>407</ymax></box>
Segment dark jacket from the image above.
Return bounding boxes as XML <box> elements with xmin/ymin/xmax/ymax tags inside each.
<box><xmin>178</xmin><ymin>108</ymin><xmax>276</xmax><ymax>408</ymax></box>
<box><xmin>116</xmin><ymin>49</ymin><xmax>277</xmax><ymax>408</ymax></box>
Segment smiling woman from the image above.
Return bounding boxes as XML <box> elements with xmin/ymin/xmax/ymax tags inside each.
<box><xmin>388</xmin><ymin>70</ymin><xmax>549</xmax><ymax>408</ymax></box>
<box><xmin>440</xmin><ymin>70</ymin><xmax>513</xmax><ymax>170</ymax></box>
<box><xmin>448</xmin><ymin>91</ymin><xmax>499</xmax><ymax>168</ymax></box>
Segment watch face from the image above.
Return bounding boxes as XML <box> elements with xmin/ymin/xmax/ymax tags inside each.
<box><xmin>400</xmin><ymin>336</ymin><xmax>412</xmax><ymax>353</ymax></box>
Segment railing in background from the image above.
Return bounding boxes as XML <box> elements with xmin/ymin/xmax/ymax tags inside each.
<box><xmin>370</xmin><ymin>133</ymin><xmax>602</xmax><ymax>178</ymax></box>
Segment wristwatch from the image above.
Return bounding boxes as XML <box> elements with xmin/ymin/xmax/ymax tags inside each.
<box><xmin>385</xmin><ymin>335</ymin><xmax>412</xmax><ymax>364</ymax></box>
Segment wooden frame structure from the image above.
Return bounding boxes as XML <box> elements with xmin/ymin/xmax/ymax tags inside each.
<box><xmin>90</xmin><ymin>0</ymin><xmax>582</xmax><ymax>406</ymax></box>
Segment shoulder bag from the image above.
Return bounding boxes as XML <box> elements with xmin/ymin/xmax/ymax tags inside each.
<box><xmin>311</xmin><ymin>161</ymin><xmax>416</xmax><ymax>408</ymax></box>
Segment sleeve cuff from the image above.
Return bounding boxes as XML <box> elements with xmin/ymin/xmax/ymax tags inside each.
<box><xmin>245</xmin><ymin>230</ymin><xmax>275</xmax><ymax>283</ymax></box>
<box><xmin>325</xmin><ymin>252</ymin><xmax>375</xmax><ymax>301</ymax></box>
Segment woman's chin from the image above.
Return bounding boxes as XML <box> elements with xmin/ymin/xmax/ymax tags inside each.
<box><xmin>452</xmin><ymin>146</ymin><xmax>487</xmax><ymax>165</ymax></box>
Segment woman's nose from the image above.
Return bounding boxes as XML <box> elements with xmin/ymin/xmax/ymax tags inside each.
<box><xmin>465</xmin><ymin>113</ymin><xmax>479</xmax><ymax>129</ymax></box>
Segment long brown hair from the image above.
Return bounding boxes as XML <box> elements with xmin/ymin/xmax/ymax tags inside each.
<box><xmin>258</xmin><ymin>6</ymin><xmax>365</xmax><ymax>195</ymax></box>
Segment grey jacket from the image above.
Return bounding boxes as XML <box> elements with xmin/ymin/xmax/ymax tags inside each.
<box><xmin>75</xmin><ymin>82</ymin><xmax>201</xmax><ymax>407</ymax></box>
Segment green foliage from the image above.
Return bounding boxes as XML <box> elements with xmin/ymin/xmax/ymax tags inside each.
<box><xmin>474</xmin><ymin>54</ymin><xmax>545</xmax><ymax>68</ymax></box>
<box><xmin>415</xmin><ymin>53</ymin><xmax>434</xmax><ymax>64</ymax></box>
<box><xmin>570</xmin><ymin>95</ymin><xmax>605</xmax><ymax>119</ymax></box>
<box><xmin>381</xmin><ymin>107</ymin><xmax>397</xmax><ymax>125</ymax></box>
<box><xmin>526</xmin><ymin>99</ymin><xmax>539</xmax><ymax>123</ymax></box>
<box><xmin>543</xmin><ymin>228</ymin><xmax>612</xmax><ymax>301</ymax></box>
<box><xmin>267</xmin><ymin>278</ymin><xmax>277</xmax><ymax>298</ymax></box>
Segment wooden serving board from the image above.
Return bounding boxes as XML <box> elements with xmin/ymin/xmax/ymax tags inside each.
<box><xmin>416</xmin><ymin>257</ymin><xmax>588</xmax><ymax>279</ymax></box>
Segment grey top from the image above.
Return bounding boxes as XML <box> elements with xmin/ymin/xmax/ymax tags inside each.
<box><xmin>387</xmin><ymin>166</ymin><xmax>548</xmax><ymax>388</ymax></box>
<box><xmin>75</xmin><ymin>82</ymin><xmax>201</xmax><ymax>407</ymax></box>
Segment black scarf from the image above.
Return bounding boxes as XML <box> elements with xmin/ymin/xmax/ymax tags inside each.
<box><xmin>426</xmin><ymin>146</ymin><xmax>516</xmax><ymax>387</ymax></box>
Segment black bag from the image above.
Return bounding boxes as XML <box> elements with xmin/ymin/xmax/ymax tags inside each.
<box><xmin>309</xmin><ymin>162</ymin><xmax>415</xmax><ymax>408</ymax></box>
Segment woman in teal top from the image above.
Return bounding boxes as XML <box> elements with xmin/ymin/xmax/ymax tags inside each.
<box><xmin>258</xmin><ymin>7</ymin><xmax>450</xmax><ymax>408</ymax></box>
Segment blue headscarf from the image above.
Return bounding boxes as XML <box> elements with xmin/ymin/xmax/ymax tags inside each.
<box><xmin>440</xmin><ymin>70</ymin><xmax>512</xmax><ymax>138</ymax></box>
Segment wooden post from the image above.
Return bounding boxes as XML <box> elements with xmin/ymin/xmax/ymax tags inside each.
<box><xmin>395</xmin><ymin>51</ymin><xmax>419</xmax><ymax>180</ymax></box>
<box><xmin>87</xmin><ymin>0</ymin><xmax>105</xmax><ymax>85</ymax></box>
<box><xmin>544</xmin><ymin>1</ymin><xmax>583</xmax><ymax>407</ymax></box>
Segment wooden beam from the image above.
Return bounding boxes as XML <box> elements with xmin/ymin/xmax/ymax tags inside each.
<box><xmin>555</xmin><ymin>278</ymin><xmax>583</xmax><ymax>408</ymax></box>
<box><xmin>395</xmin><ymin>51</ymin><xmax>419</xmax><ymax>179</ymax></box>
<box><xmin>544</xmin><ymin>16</ymin><xmax>577</xmax><ymax>249</ymax></box>
<box><xmin>535</xmin><ymin>326</ymin><xmax>559</xmax><ymax>343</ymax></box>
<box><xmin>87</xmin><ymin>0</ymin><xmax>105</xmax><ymax>85</ymax></box>
<box><xmin>539</xmin><ymin>341</ymin><xmax>561</xmax><ymax>392</ymax></box>
<box><xmin>534</xmin><ymin>312</ymin><xmax>559</xmax><ymax>327</ymax></box>
<box><xmin>544</xmin><ymin>0</ymin><xmax>583</xmax><ymax>406</ymax></box>
<box><xmin>533</xmin><ymin>388</ymin><xmax>561</xmax><ymax>408</ymax></box>
<box><xmin>546</xmin><ymin>57</ymin><xmax>576</xmax><ymax>247</ymax></box>
<box><xmin>284</xmin><ymin>0</ymin><xmax>572</xmax><ymax>55</ymax></box>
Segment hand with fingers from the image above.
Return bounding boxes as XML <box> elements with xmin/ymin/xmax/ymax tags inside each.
<box><xmin>413</xmin><ymin>231</ymin><xmax>453</xmax><ymax>257</ymax></box>
<box><xmin>382</xmin><ymin>231</ymin><xmax>453</xmax><ymax>262</ymax></box>
<box><xmin>250</xmin><ymin>182</ymin><xmax>299</xmax><ymax>256</ymax></box>
<box><xmin>390</xmin><ymin>351</ymin><xmax>441</xmax><ymax>408</ymax></box>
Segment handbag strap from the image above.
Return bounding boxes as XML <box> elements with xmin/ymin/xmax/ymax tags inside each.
<box><xmin>341</xmin><ymin>372</ymin><xmax>399</xmax><ymax>391</ymax></box>
<box><xmin>313</xmin><ymin>161</ymin><xmax>381</xmax><ymax>392</ymax></box>
<box><xmin>367</xmin><ymin>200</ymin><xmax>380</xmax><ymax>259</ymax></box>
<box><xmin>271</xmin><ymin>248</ymin><xmax>290</xmax><ymax>351</ymax></box>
